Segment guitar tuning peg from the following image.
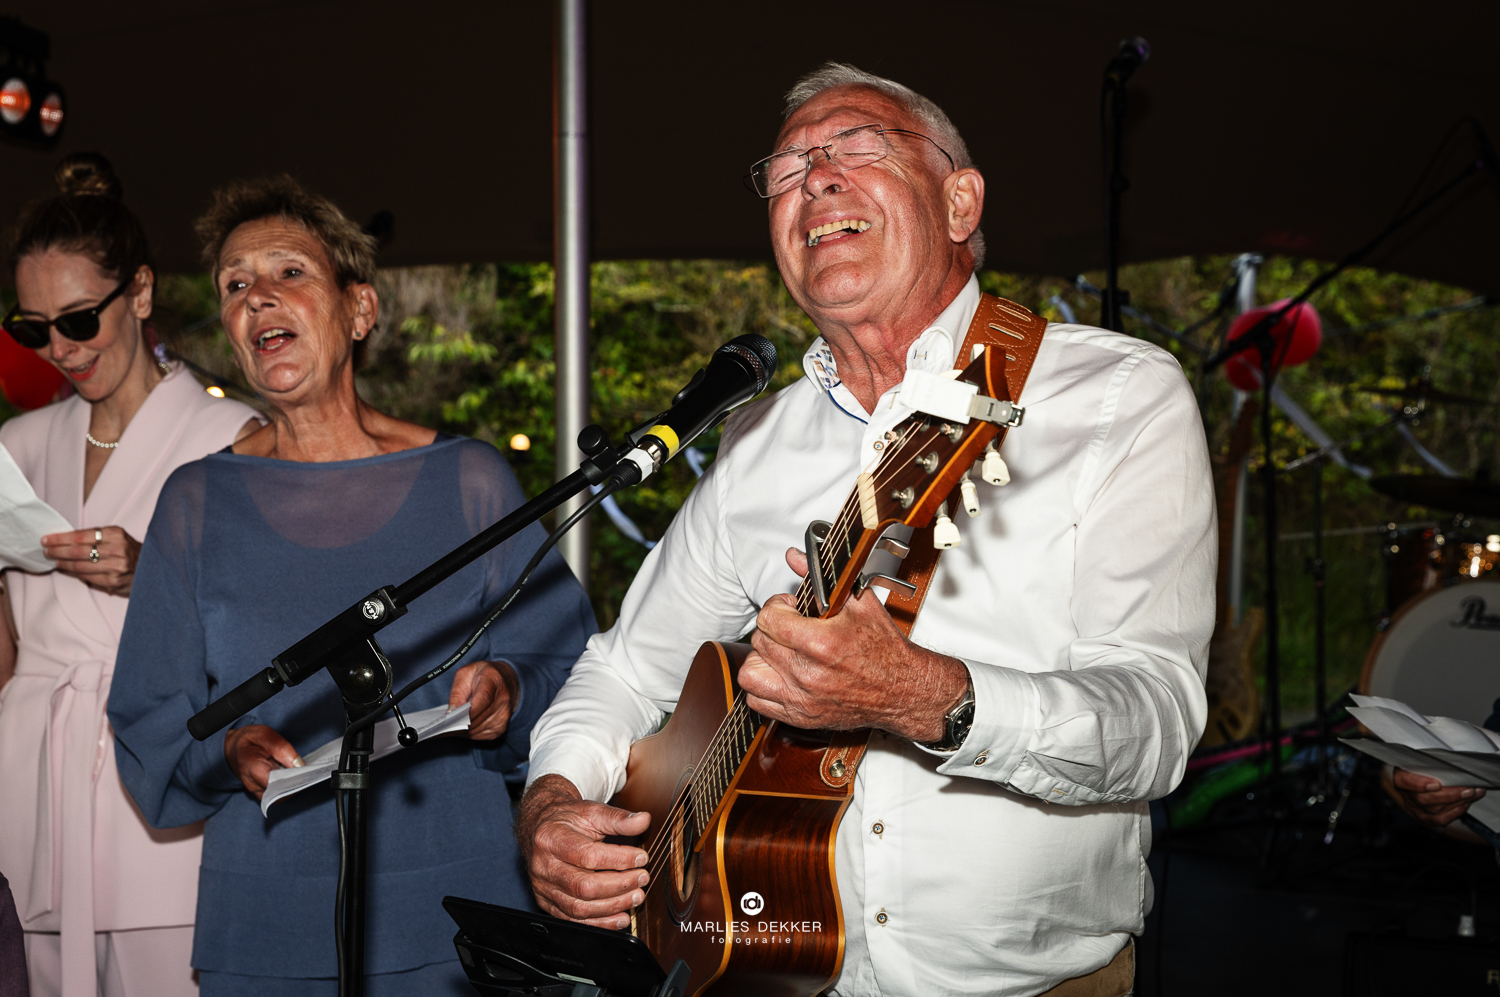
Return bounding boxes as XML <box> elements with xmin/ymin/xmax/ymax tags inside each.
<box><xmin>960</xmin><ymin>474</ymin><xmax>981</xmax><ymax>517</ymax></box>
<box><xmin>981</xmin><ymin>446</ymin><xmax>1010</xmax><ymax>487</ymax></box>
<box><xmin>933</xmin><ymin>500</ymin><xmax>961</xmax><ymax>549</ymax></box>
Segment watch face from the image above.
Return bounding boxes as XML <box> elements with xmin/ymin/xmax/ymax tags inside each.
<box><xmin>950</xmin><ymin>702</ymin><xmax>975</xmax><ymax>747</ymax></box>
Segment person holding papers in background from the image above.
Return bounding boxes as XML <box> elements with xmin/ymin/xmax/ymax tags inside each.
<box><xmin>0</xmin><ymin>154</ymin><xmax>260</xmax><ymax>997</ymax></box>
<box><xmin>106</xmin><ymin>176</ymin><xmax>594</xmax><ymax>996</ymax></box>
<box><xmin>1389</xmin><ymin>700</ymin><xmax>1500</xmax><ymax>828</ymax></box>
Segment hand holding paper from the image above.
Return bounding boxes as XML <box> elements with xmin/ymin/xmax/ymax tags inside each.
<box><xmin>1342</xmin><ymin>694</ymin><xmax>1497</xmax><ymax>830</ymax></box>
<box><xmin>260</xmin><ymin>703</ymin><xmax>472</xmax><ymax>817</ymax></box>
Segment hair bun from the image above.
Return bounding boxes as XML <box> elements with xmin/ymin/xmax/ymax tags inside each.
<box><xmin>55</xmin><ymin>152</ymin><xmax>123</xmax><ymax>200</ymax></box>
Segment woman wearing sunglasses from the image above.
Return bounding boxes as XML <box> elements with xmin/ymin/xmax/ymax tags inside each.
<box><xmin>0</xmin><ymin>153</ymin><xmax>259</xmax><ymax>997</ymax></box>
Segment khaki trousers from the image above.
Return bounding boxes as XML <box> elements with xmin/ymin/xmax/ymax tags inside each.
<box><xmin>1038</xmin><ymin>940</ymin><xmax>1135</xmax><ymax>997</ymax></box>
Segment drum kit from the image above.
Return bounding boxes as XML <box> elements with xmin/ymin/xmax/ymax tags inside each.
<box><xmin>1356</xmin><ymin>384</ymin><xmax>1500</xmax><ymax>728</ymax></box>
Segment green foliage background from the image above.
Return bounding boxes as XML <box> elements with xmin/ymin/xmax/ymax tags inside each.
<box><xmin>11</xmin><ymin>256</ymin><xmax>1497</xmax><ymax>721</ymax></box>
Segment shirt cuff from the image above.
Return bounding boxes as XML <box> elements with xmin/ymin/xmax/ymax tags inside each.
<box><xmin>934</xmin><ymin>659</ymin><xmax>1038</xmax><ymax>782</ymax></box>
<box><xmin>526</xmin><ymin>736</ymin><xmax>625</xmax><ymax>803</ymax></box>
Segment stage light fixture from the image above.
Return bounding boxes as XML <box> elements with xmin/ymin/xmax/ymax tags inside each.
<box><xmin>0</xmin><ymin>77</ymin><xmax>29</xmax><ymax>123</ymax></box>
<box><xmin>39</xmin><ymin>90</ymin><xmax>62</xmax><ymax>137</ymax></box>
<box><xmin>0</xmin><ymin>17</ymin><xmax>65</xmax><ymax>146</ymax></box>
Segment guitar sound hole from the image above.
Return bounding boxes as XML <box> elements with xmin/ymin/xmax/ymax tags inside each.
<box><xmin>669</xmin><ymin>812</ymin><xmax>701</xmax><ymax>921</ymax></box>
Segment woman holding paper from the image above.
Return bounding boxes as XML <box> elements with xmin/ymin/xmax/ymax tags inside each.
<box><xmin>0</xmin><ymin>154</ymin><xmax>260</xmax><ymax>997</ymax></box>
<box><xmin>107</xmin><ymin>176</ymin><xmax>594</xmax><ymax>996</ymax></box>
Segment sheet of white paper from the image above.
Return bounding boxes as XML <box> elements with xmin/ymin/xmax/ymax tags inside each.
<box><xmin>1425</xmin><ymin>718</ymin><xmax>1498</xmax><ymax>754</ymax></box>
<box><xmin>1348</xmin><ymin>694</ymin><xmax>1432</xmax><ymax>725</ymax></box>
<box><xmin>1347</xmin><ymin>706</ymin><xmax>1449</xmax><ymax>750</ymax></box>
<box><xmin>260</xmin><ymin>703</ymin><xmax>471</xmax><ymax>816</ymax></box>
<box><xmin>0</xmin><ymin>443</ymin><xmax>72</xmax><ymax>572</ymax></box>
<box><xmin>1339</xmin><ymin>738</ymin><xmax>1490</xmax><ymax>787</ymax></box>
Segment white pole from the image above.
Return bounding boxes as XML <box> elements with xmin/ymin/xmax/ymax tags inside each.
<box><xmin>554</xmin><ymin>0</ymin><xmax>590</xmax><ymax>587</ymax></box>
<box><xmin>1227</xmin><ymin>253</ymin><xmax>1261</xmax><ymax>626</ymax></box>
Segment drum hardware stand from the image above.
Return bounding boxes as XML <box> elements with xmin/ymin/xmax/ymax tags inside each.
<box><xmin>1281</xmin><ymin>412</ymin><xmax>1418</xmax><ymax>795</ymax></box>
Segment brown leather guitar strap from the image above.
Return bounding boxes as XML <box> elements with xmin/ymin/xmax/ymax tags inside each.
<box><xmin>883</xmin><ymin>293</ymin><xmax>1048</xmax><ymax>635</ymax></box>
<box><xmin>819</xmin><ymin>294</ymin><xmax>1047</xmax><ymax>789</ymax></box>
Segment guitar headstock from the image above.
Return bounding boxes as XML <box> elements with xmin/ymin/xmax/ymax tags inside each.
<box><xmin>801</xmin><ymin>346</ymin><xmax>1011</xmax><ymax>619</ymax></box>
<box><xmin>857</xmin><ymin>345</ymin><xmax>1009</xmax><ymax>531</ymax></box>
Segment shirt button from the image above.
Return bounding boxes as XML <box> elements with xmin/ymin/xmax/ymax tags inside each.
<box><xmin>875</xmin><ymin>909</ymin><xmax>889</xmax><ymax>925</ymax></box>
<box><xmin>873</xmin><ymin>441</ymin><xmax>884</xmax><ymax>451</ymax></box>
<box><xmin>871</xmin><ymin>821</ymin><xmax>884</xmax><ymax>837</ymax></box>
<box><xmin>974</xmin><ymin>751</ymin><xmax>990</xmax><ymax>766</ymax></box>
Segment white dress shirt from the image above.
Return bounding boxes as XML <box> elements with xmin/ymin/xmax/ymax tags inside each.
<box><xmin>528</xmin><ymin>275</ymin><xmax>1216</xmax><ymax>997</ymax></box>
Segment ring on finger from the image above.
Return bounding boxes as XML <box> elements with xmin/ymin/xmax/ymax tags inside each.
<box><xmin>89</xmin><ymin>544</ymin><xmax>100</xmax><ymax>563</ymax></box>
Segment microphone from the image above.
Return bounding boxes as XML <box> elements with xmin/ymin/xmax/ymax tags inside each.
<box><xmin>1104</xmin><ymin>36</ymin><xmax>1150</xmax><ymax>87</ymax></box>
<box><xmin>610</xmin><ymin>334</ymin><xmax>778</xmax><ymax>487</ymax></box>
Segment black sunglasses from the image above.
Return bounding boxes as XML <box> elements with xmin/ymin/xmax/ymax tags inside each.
<box><xmin>2</xmin><ymin>275</ymin><xmax>136</xmax><ymax>349</ymax></box>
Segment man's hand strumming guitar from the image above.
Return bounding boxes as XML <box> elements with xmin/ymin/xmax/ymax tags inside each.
<box><xmin>517</xmin><ymin>774</ymin><xmax>651</xmax><ymax>929</ymax></box>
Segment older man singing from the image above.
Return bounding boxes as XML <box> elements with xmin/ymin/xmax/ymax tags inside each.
<box><xmin>517</xmin><ymin>63</ymin><xmax>1216</xmax><ymax>997</ymax></box>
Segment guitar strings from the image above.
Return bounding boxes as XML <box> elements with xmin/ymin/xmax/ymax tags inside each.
<box><xmin>636</xmin><ymin>413</ymin><xmax>979</xmax><ymax>900</ymax></box>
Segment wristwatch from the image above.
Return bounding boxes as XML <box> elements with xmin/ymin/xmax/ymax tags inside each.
<box><xmin>922</xmin><ymin>675</ymin><xmax>975</xmax><ymax>752</ymax></box>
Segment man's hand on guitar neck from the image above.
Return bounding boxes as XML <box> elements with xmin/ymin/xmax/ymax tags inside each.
<box><xmin>517</xmin><ymin>774</ymin><xmax>652</xmax><ymax>929</ymax></box>
<box><xmin>739</xmin><ymin>547</ymin><xmax>971</xmax><ymax>744</ymax></box>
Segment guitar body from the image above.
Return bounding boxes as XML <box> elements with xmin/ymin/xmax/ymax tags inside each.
<box><xmin>612</xmin><ymin>641</ymin><xmax>852</xmax><ymax>997</ymax></box>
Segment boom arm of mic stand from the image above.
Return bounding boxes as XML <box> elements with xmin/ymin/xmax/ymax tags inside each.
<box><xmin>1203</xmin><ymin>156</ymin><xmax>1485</xmax><ymax>374</ymax></box>
<box><xmin>187</xmin><ymin>442</ymin><xmax>629</xmax><ymax>741</ymax></box>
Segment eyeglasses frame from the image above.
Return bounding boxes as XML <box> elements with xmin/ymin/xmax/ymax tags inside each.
<box><xmin>743</xmin><ymin>123</ymin><xmax>957</xmax><ymax>198</ymax></box>
<box><xmin>2</xmin><ymin>273</ymin><xmax>138</xmax><ymax>349</ymax></box>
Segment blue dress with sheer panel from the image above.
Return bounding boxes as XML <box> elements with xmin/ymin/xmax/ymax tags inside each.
<box><xmin>107</xmin><ymin>435</ymin><xmax>596</xmax><ymax>994</ymax></box>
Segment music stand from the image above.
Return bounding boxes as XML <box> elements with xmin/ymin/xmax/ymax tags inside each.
<box><xmin>444</xmin><ymin>897</ymin><xmax>690</xmax><ymax>997</ymax></box>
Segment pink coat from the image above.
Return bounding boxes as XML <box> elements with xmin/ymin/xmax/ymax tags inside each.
<box><xmin>0</xmin><ymin>366</ymin><xmax>257</xmax><ymax>997</ymax></box>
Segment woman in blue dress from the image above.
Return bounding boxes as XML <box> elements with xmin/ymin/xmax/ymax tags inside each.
<box><xmin>107</xmin><ymin>176</ymin><xmax>596</xmax><ymax>995</ymax></box>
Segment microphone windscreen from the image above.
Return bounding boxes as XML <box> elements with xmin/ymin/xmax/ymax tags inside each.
<box><xmin>720</xmin><ymin>334</ymin><xmax>779</xmax><ymax>392</ymax></box>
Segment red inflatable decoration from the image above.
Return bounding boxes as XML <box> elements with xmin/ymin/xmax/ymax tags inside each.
<box><xmin>0</xmin><ymin>328</ymin><xmax>67</xmax><ymax>410</ymax></box>
<box><xmin>1224</xmin><ymin>299</ymin><xmax>1322</xmax><ymax>392</ymax></box>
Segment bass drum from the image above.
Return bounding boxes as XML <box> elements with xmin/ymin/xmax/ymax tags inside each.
<box><xmin>1361</xmin><ymin>581</ymin><xmax>1500</xmax><ymax>727</ymax></box>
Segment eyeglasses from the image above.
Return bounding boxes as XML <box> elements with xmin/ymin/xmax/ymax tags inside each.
<box><xmin>2</xmin><ymin>275</ymin><xmax>136</xmax><ymax>349</ymax></box>
<box><xmin>744</xmin><ymin>123</ymin><xmax>955</xmax><ymax>199</ymax></box>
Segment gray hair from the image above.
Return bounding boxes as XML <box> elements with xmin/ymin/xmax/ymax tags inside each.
<box><xmin>784</xmin><ymin>62</ymin><xmax>985</xmax><ymax>269</ymax></box>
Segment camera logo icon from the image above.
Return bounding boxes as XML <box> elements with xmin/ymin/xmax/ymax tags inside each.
<box><xmin>739</xmin><ymin>892</ymin><xmax>765</xmax><ymax>916</ymax></box>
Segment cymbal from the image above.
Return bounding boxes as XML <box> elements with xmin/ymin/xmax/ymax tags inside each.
<box><xmin>1352</xmin><ymin>384</ymin><xmax>1490</xmax><ymax>406</ymax></box>
<box><xmin>1369</xmin><ymin>475</ymin><xmax>1500</xmax><ymax>517</ymax></box>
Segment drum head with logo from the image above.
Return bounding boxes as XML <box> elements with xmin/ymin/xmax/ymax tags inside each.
<box><xmin>1361</xmin><ymin>581</ymin><xmax>1500</xmax><ymax>726</ymax></box>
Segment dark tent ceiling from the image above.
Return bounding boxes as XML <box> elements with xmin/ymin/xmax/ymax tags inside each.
<box><xmin>3</xmin><ymin>1</ymin><xmax>1498</xmax><ymax>293</ymax></box>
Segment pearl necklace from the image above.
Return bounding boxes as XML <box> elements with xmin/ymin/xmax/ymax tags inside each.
<box><xmin>85</xmin><ymin>433</ymin><xmax>120</xmax><ymax>450</ymax></box>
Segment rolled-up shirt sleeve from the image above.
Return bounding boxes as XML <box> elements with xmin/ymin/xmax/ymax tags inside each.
<box><xmin>935</xmin><ymin>349</ymin><xmax>1215</xmax><ymax>804</ymax></box>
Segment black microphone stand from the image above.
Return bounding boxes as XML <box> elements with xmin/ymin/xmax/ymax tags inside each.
<box><xmin>1100</xmin><ymin>38</ymin><xmax>1149</xmax><ymax>332</ymax></box>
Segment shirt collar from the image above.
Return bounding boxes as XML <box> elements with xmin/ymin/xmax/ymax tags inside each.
<box><xmin>800</xmin><ymin>273</ymin><xmax>982</xmax><ymax>402</ymax></box>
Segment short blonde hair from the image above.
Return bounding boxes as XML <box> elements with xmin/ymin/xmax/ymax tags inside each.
<box><xmin>195</xmin><ymin>174</ymin><xmax>377</xmax><ymax>290</ymax></box>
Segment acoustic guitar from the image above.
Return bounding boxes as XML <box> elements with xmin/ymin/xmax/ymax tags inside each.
<box><xmin>610</xmin><ymin>345</ymin><xmax>1016</xmax><ymax>996</ymax></box>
